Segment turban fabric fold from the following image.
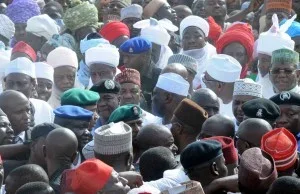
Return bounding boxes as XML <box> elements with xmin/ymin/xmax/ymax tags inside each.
<box><xmin>207</xmin><ymin>16</ymin><xmax>222</xmax><ymax>45</ymax></box>
<box><xmin>100</xmin><ymin>21</ymin><xmax>130</xmax><ymax>43</ymax></box>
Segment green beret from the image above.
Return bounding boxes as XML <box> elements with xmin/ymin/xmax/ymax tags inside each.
<box><xmin>271</xmin><ymin>48</ymin><xmax>299</xmax><ymax>65</ymax></box>
<box><xmin>108</xmin><ymin>104</ymin><xmax>142</xmax><ymax>123</ymax></box>
<box><xmin>61</xmin><ymin>88</ymin><xmax>100</xmax><ymax>107</ymax></box>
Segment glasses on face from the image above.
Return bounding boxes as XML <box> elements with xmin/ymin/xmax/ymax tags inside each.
<box><xmin>270</xmin><ymin>69</ymin><xmax>296</xmax><ymax>75</ymax></box>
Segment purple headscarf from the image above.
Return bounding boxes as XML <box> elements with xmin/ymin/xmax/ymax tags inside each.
<box><xmin>6</xmin><ymin>0</ymin><xmax>40</xmax><ymax>24</ymax></box>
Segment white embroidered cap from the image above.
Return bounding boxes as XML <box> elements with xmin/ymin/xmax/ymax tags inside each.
<box><xmin>234</xmin><ymin>78</ymin><xmax>263</xmax><ymax>98</ymax></box>
<box><xmin>156</xmin><ymin>72</ymin><xmax>190</xmax><ymax>96</ymax></box>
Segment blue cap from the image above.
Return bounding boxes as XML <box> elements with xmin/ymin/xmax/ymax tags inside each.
<box><xmin>120</xmin><ymin>37</ymin><xmax>152</xmax><ymax>54</ymax></box>
<box><xmin>280</xmin><ymin>19</ymin><xmax>300</xmax><ymax>38</ymax></box>
<box><xmin>54</xmin><ymin>105</ymin><xmax>93</xmax><ymax>120</ymax></box>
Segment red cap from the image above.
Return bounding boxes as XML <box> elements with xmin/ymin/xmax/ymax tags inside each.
<box><xmin>204</xmin><ymin>136</ymin><xmax>238</xmax><ymax>165</ymax></box>
<box><xmin>61</xmin><ymin>159</ymin><xmax>113</xmax><ymax>194</ymax></box>
<box><xmin>207</xmin><ymin>16</ymin><xmax>222</xmax><ymax>45</ymax></box>
<box><xmin>261</xmin><ymin>128</ymin><xmax>298</xmax><ymax>171</ymax></box>
<box><xmin>100</xmin><ymin>21</ymin><xmax>130</xmax><ymax>43</ymax></box>
<box><xmin>12</xmin><ymin>41</ymin><xmax>37</xmax><ymax>62</ymax></box>
<box><xmin>115</xmin><ymin>68</ymin><xmax>141</xmax><ymax>86</ymax></box>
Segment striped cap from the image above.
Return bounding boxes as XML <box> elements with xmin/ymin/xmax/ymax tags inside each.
<box><xmin>261</xmin><ymin>128</ymin><xmax>298</xmax><ymax>171</ymax></box>
<box><xmin>168</xmin><ymin>54</ymin><xmax>198</xmax><ymax>74</ymax></box>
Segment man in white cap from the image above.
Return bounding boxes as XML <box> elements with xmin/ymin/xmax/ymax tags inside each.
<box><xmin>180</xmin><ymin>15</ymin><xmax>216</xmax><ymax>89</ymax></box>
<box><xmin>47</xmin><ymin>47</ymin><xmax>78</xmax><ymax>109</ymax></box>
<box><xmin>85</xmin><ymin>44</ymin><xmax>119</xmax><ymax>85</ymax></box>
<box><xmin>203</xmin><ymin>54</ymin><xmax>242</xmax><ymax>118</ymax></box>
<box><xmin>4</xmin><ymin>57</ymin><xmax>54</xmax><ymax>125</ymax></box>
<box><xmin>152</xmin><ymin>72</ymin><xmax>190</xmax><ymax>126</ymax></box>
<box><xmin>232</xmin><ymin>78</ymin><xmax>262</xmax><ymax>130</ymax></box>
<box><xmin>137</xmin><ymin>18</ymin><xmax>173</xmax><ymax>70</ymax></box>
<box><xmin>0</xmin><ymin>14</ymin><xmax>15</xmax><ymax>48</ymax></box>
<box><xmin>256</xmin><ymin>14</ymin><xmax>295</xmax><ymax>98</ymax></box>
<box><xmin>121</xmin><ymin>4</ymin><xmax>143</xmax><ymax>38</ymax></box>
<box><xmin>25</xmin><ymin>14</ymin><xmax>60</xmax><ymax>53</ymax></box>
<box><xmin>35</xmin><ymin>62</ymin><xmax>54</xmax><ymax>102</ymax></box>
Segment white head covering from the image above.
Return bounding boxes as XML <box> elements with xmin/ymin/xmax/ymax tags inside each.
<box><xmin>206</xmin><ymin>54</ymin><xmax>242</xmax><ymax>83</ymax></box>
<box><xmin>180</xmin><ymin>15</ymin><xmax>209</xmax><ymax>39</ymax></box>
<box><xmin>5</xmin><ymin>57</ymin><xmax>36</xmax><ymax>78</ymax></box>
<box><xmin>35</xmin><ymin>62</ymin><xmax>54</xmax><ymax>82</ymax></box>
<box><xmin>257</xmin><ymin>14</ymin><xmax>295</xmax><ymax>56</ymax></box>
<box><xmin>47</xmin><ymin>47</ymin><xmax>78</xmax><ymax>69</ymax></box>
<box><xmin>94</xmin><ymin>122</ymin><xmax>132</xmax><ymax>155</ymax></box>
<box><xmin>0</xmin><ymin>14</ymin><xmax>15</xmax><ymax>40</ymax></box>
<box><xmin>156</xmin><ymin>73</ymin><xmax>190</xmax><ymax>96</ymax></box>
<box><xmin>128</xmin><ymin>185</ymin><xmax>161</xmax><ymax>194</ymax></box>
<box><xmin>233</xmin><ymin>78</ymin><xmax>262</xmax><ymax>98</ymax></box>
<box><xmin>85</xmin><ymin>45</ymin><xmax>120</xmax><ymax>68</ymax></box>
<box><xmin>121</xmin><ymin>4</ymin><xmax>143</xmax><ymax>20</ymax></box>
<box><xmin>139</xmin><ymin>18</ymin><xmax>171</xmax><ymax>46</ymax></box>
<box><xmin>26</xmin><ymin>14</ymin><xmax>60</xmax><ymax>40</ymax></box>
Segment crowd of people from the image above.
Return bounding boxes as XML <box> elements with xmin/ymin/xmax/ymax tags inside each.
<box><xmin>0</xmin><ymin>0</ymin><xmax>299</xmax><ymax>193</ymax></box>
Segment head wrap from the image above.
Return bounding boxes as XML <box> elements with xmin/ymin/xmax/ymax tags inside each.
<box><xmin>35</xmin><ymin>62</ymin><xmax>54</xmax><ymax>82</ymax></box>
<box><xmin>12</xmin><ymin>41</ymin><xmax>37</xmax><ymax>62</ymax></box>
<box><xmin>63</xmin><ymin>1</ymin><xmax>99</xmax><ymax>32</ymax></box>
<box><xmin>261</xmin><ymin>128</ymin><xmax>298</xmax><ymax>171</ymax></box>
<box><xmin>62</xmin><ymin>158</ymin><xmax>113</xmax><ymax>194</ymax></box>
<box><xmin>85</xmin><ymin>45</ymin><xmax>120</xmax><ymax>68</ymax></box>
<box><xmin>80</xmin><ymin>34</ymin><xmax>109</xmax><ymax>54</ymax></box>
<box><xmin>5</xmin><ymin>57</ymin><xmax>36</xmax><ymax>78</ymax></box>
<box><xmin>6</xmin><ymin>0</ymin><xmax>41</xmax><ymax>24</ymax></box>
<box><xmin>206</xmin><ymin>54</ymin><xmax>242</xmax><ymax>83</ymax></box>
<box><xmin>47</xmin><ymin>47</ymin><xmax>78</xmax><ymax>69</ymax></box>
<box><xmin>180</xmin><ymin>15</ymin><xmax>209</xmax><ymax>39</ymax></box>
<box><xmin>100</xmin><ymin>21</ymin><xmax>130</xmax><ymax>43</ymax></box>
<box><xmin>121</xmin><ymin>4</ymin><xmax>143</xmax><ymax>20</ymax></box>
<box><xmin>266</xmin><ymin>0</ymin><xmax>292</xmax><ymax>15</ymax></box>
<box><xmin>26</xmin><ymin>14</ymin><xmax>60</xmax><ymax>40</ymax></box>
<box><xmin>233</xmin><ymin>78</ymin><xmax>262</xmax><ymax>98</ymax></box>
<box><xmin>0</xmin><ymin>14</ymin><xmax>15</xmax><ymax>40</ymax></box>
<box><xmin>156</xmin><ymin>73</ymin><xmax>190</xmax><ymax>96</ymax></box>
<box><xmin>207</xmin><ymin>16</ymin><xmax>222</xmax><ymax>45</ymax></box>
<box><xmin>115</xmin><ymin>68</ymin><xmax>140</xmax><ymax>86</ymax></box>
<box><xmin>239</xmin><ymin>148</ymin><xmax>277</xmax><ymax>191</ymax></box>
<box><xmin>94</xmin><ymin>122</ymin><xmax>132</xmax><ymax>155</ymax></box>
<box><xmin>143</xmin><ymin>0</ymin><xmax>167</xmax><ymax>19</ymax></box>
<box><xmin>280</xmin><ymin>20</ymin><xmax>300</xmax><ymax>38</ymax></box>
<box><xmin>46</xmin><ymin>34</ymin><xmax>76</xmax><ymax>51</ymax></box>
<box><xmin>173</xmin><ymin>98</ymin><xmax>208</xmax><ymax>129</ymax></box>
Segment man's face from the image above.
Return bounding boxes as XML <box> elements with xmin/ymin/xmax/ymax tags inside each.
<box><xmin>226</xmin><ymin>0</ymin><xmax>241</xmax><ymax>14</ymax></box>
<box><xmin>222</xmin><ymin>42</ymin><xmax>248</xmax><ymax>66</ymax></box>
<box><xmin>107</xmin><ymin>1</ymin><xmax>126</xmax><ymax>16</ymax></box>
<box><xmin>40</xmin><ymin>43</ymin><xmax>55</xmax><ymax>61</ymax></box>
<box><xmin>127</xmin><ymin>119</ymin><xmax>142</xmax><ymax>144</ymax></box>
<box><xmin>14</xmin><ymin>23</ymin><xmax>27</xmax><ymax>42</ymax></box>
<box><xmin>36</xmin><ymin>78</ymin><xmax>53</xmax><ymax>102</ymax></box>
<box><xmin>120</xmin><ymin>83</ymin><xmax>141</xmax><ymax>105</ymax></box>
<box><xmin>84</xmin><ymin>105</ymin><xmax>99</xmax><ymax>131</ymax></box>
<box><xmin>25</xmin><ymin>32</ymin><xmax>46</xmax><ymax>52</ymax></box>
<box><xmin>276</xmin><ymin>105</ymin><xmax>300</xmax><ymax>136</ymax></box>
<box><xmin>0</xmin><ymin>116</ymin><xmax>14</xmax><ymax>145</ymax></box>
<box><xmin>90</xmin><ymin>64</ymin><xmax>116</xmax><ymax>85</ymax></box>
<box><xmin>122</xmin><ymin>18</ymin><xmax>141</xmax><ymax>38</ymax></box>
<box><xmin>5</xmin><ymin>73</ymin><xmax>34</xmax><ymax>98</ymax></box>
<box><xmin>232</xmin><ymin>95</ymin><xmax>258</xmax><ymax>124</ymax></box>
<box><xmin>151</xmin><ymin>87</ymin><xmax>166</xmax><ymax>117</ymax></box>
<box><xmin>269</xmin><ymin>63</ymin><xmax>298</xmax><ymax>93</ymax></box>
<box><xmin>74</xmin><ymin>26</ymin><xmax>96</xmax><ymax>42</ymax></box>
<box><xmin>101</xmin><ymin>170</ymin><xmax>130</xmax><ymax>194</ymax></box>
<box><xmin>192</xmin><ymin>0</ymin><xmax>206</xmax><ymax>18</ymax></box>
<box><xmin>42</xmin><ymin>4</ymin><xmax>63</xmax><ymax>19</ymax></box>
<box><xmin>174</xmin><ymin>7</ymin><xmax>192</xmax><ymax>27</ymax></box>
<box><xmin>265</xmin><ymin>12</ymin><xmax>289</xmax><ymax>31</ymax></box>
<box><xmin>54</xmin><ymin>66</ymin><xmax>76</xmax><ymax>92</ymax></box>
<box><xmin>122</xmin><ymin>52</ymin><xmax>148</xmax><ymax>71</ymax></box>
<box><xmin>156</xmin><ymin>3</ymin><xmax>177</xmax><ymax>24</ymax></box>
<box><xmin>97</xmin><ymin>93</ymin><xmax>119</xmax><ymax>121</ymax></box>
<box><xmin>202</xmin><ymin>72</ymin><xmax>220</xmax><ymax>95</ymax></box>
<box><xmin>204</xmin><ymin>0</ymin><xmax>227</xmax><ymax>19</ymax></box>
<box><xmin>258</xmin><ymin>53</ymin><xmax>272</xmax><ymax>77</ymax></box>
<box><xmin>182</xmin><ymin>26</ymin><xmax>206</xmax><ymax>51</ymax></box>
<box><xmin>197</xmin><ymin>99</ymin><xmax>219</xmax><ymax>118</ymax></box>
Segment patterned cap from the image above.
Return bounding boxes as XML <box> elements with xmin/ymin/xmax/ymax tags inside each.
<box><xmin>233</xmin><ymin>78</ymin><xmax>263</xmax><ymax>98</ymax></box>
<box><xmin>271</xmin><ymin>48</ymin><xmax>299</xmax><ymax>65</ymax></box>
<box><xmin>0</xmin><ymin>14</ymin><xmax>15</xmax><ymax>40</ymax></box>
<box><xmin>266</xmin><ymin>0</ymin><xmax>292</xmax><ymax>15</ymax></box>
<box><xmin>94</xmin><ymin>122</ymin><xmax>132</xmax><ymax>155</ymax></box>
<box><xmin>115</xmin><ymin>68</ymin><xmax>141</xmax><ymax>86</ymax></box>
<box><xmin>261</xmin><ymin>128</ymin><xmax>298</xmax><ymax>171</ymax></box>
<box><xmin>6</xmin><ymin>0</ymin><xmax>40</xmax><ymax>24</ymax></box>
<box><xmin>168</xmin><ymin>54</ymin><xmax>198</xmax><ymax>74</ymax></box>
<box><xmin>121</xmin><ymin>4</ymin><xmax>143</xmax><ymax>20</ymax></box>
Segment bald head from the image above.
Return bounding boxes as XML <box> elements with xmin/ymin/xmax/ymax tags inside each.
<box><xmin>161</xmin><ymin>63</ymin><xmax>189</xmax><ymax>80</ymax></box>
<box><xmin>199</xmin><ymin>114</ymin><xmax>235</xmax><ymax>139</ymax></box>
<box><xmin>45</xmin><ymin>128</ymin><xmax>78</xmax><ymax>161</ymax></box>
<box><xmin>191</xmin><ymin>88</ymin><xmax>220</xmax><ymax>117</ymax></box>
<box><xmin>237</xmin><ymin>118</ymin><xmax>272</xmax><ymax>149</ymax></box>
<box><xmin>0</xmin><ymin>90</ymin><xmax>28</xmax><ymax>112</ymax></box>
<box><xmin>136</xmin><ymin>124</ymin><xmax>177</xmax><ymax>154</ymax></box>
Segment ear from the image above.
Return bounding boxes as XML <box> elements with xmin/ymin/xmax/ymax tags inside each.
<box><xmin>43</xmin><ymin>145</ymin><xmax>46</xmax><ymax>158</ymax></box>
<box><xmin>71</xmin><ymin>151</ymin><xmax>78</xmax><ymax>163</ymax></box>
<box><xmin>210</xmin><ymin>162</ymin><xmax>219</xmax><ymax>176</ymax></box>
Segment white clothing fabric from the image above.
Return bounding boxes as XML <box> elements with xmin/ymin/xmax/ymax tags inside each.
<box><xmin>140</xmin><ymin>19</ymin><xmax>170</xmax><ymax>46</ymax></box>
<box><xmin>219</xmin><ymin>99</ymin><xmax>234</xmax><ymax>118</ymax></box>
<box><xmin>156</xmin><ymin>45</ymin><xmax>173</xmax><ymax>69</ymax></box>
<box><xmin>142</xmin><ymin>109</ymin><xmax>158</xmax><ymax>126</ymax></box>
<box><xmin>256</xmin><ymin>73</ymin><xmax>275</xmax><ymax>99</ymax></box>
<box><xmin>30</xmin><ymin>98</ymin><xmax>54</xmax><ymax>125</ymax></box>
<box><xmin>15</xmin><ymin>131</ymin><xmax>25</xmax><ymax>144</ymax></box>
<box><xmin>145</xmin><ymin>169</ymin><xmax>190</xmax><ymax>191</ymax></box>
<box><xmin>289</xmin><ymin>85</ymin><xmax>300</xmax><ymax>94</ymax></box>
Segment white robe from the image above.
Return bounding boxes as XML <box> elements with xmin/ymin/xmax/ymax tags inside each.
<box><xmin>256</xmin><ymin>72</ymin><xmax>275</xmax><ymax>99</ymax></box>
<box><xmin>30</xmin><ymin>98</ymin><xmax>54</xmax><ymax>125</ymax></box>
<box><xmin>156</xmin><ymin>45</ymin><xmax>173</xmax><ymax>69</ymax></box>
<box><xmin>219</xmin><ymin>99</ymin><xmax>234</xmax><ymax>119</ymax></box>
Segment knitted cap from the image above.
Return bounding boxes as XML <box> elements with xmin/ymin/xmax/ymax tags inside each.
<box><xmin>173</xmin><ymin>98</ymin><xmax>208</xmax><ymax>129</ymax></box>
<box><xmin>261</xmin><ymin>128</ymin><xmax>298</xmax><ymax>171</ymax></box>
<box><xmin>168</xmin><ymin>54</ymin><xmax>198</xmax><ymax>74</ymax></box>
<box><xmin>94</xmin><ymin>122</ymin><xmax>132</xmax><ymax>155</ymax></box>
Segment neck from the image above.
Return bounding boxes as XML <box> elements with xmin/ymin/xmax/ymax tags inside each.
<box><xmin>47</xmin><ymin>159</ymin><xmax>71</xmax><ymax>178</ymax></box>
<box><xmin>178</xmin><ymin>136</ymin><xmax>196</xmax><ymax>154</ymax></box>
<box><xmin>213</xmin><ymin>16</ymin><xmax>225</xmax><ymax>29</ymax></box>
<box><xmin>162</xmin><ymin>110</ymin><xmax>173</xmax><ymax>125</ymax></box>
<box><xmin>221</xmin><ymin>86</ymin><xmax>233</xmax><ymax>104</ymax></box>
<box><xmin>28</xmin><ymin>155</ymin><xmax>46</xmax><ymax>171</ymax></box>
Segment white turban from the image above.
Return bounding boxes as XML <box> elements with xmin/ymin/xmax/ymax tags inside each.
<box><xmin>5</xmin><ymin>57</ymin><xmax>36</xmax><ymax>78</ymax></box>
<box><xmin>0</xmin><ymin>14</ymin><xmax>15</xmax><ymax>40</ymax></box>
<box><xmin>35</xmin><ymin>62</ymin><xmax>54</xmax><ymax>82</ymax></box>
<box><xmin>47</xmin><ymin>47</ymin><xmax>78</xmax><ymax>69</ymax></box>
